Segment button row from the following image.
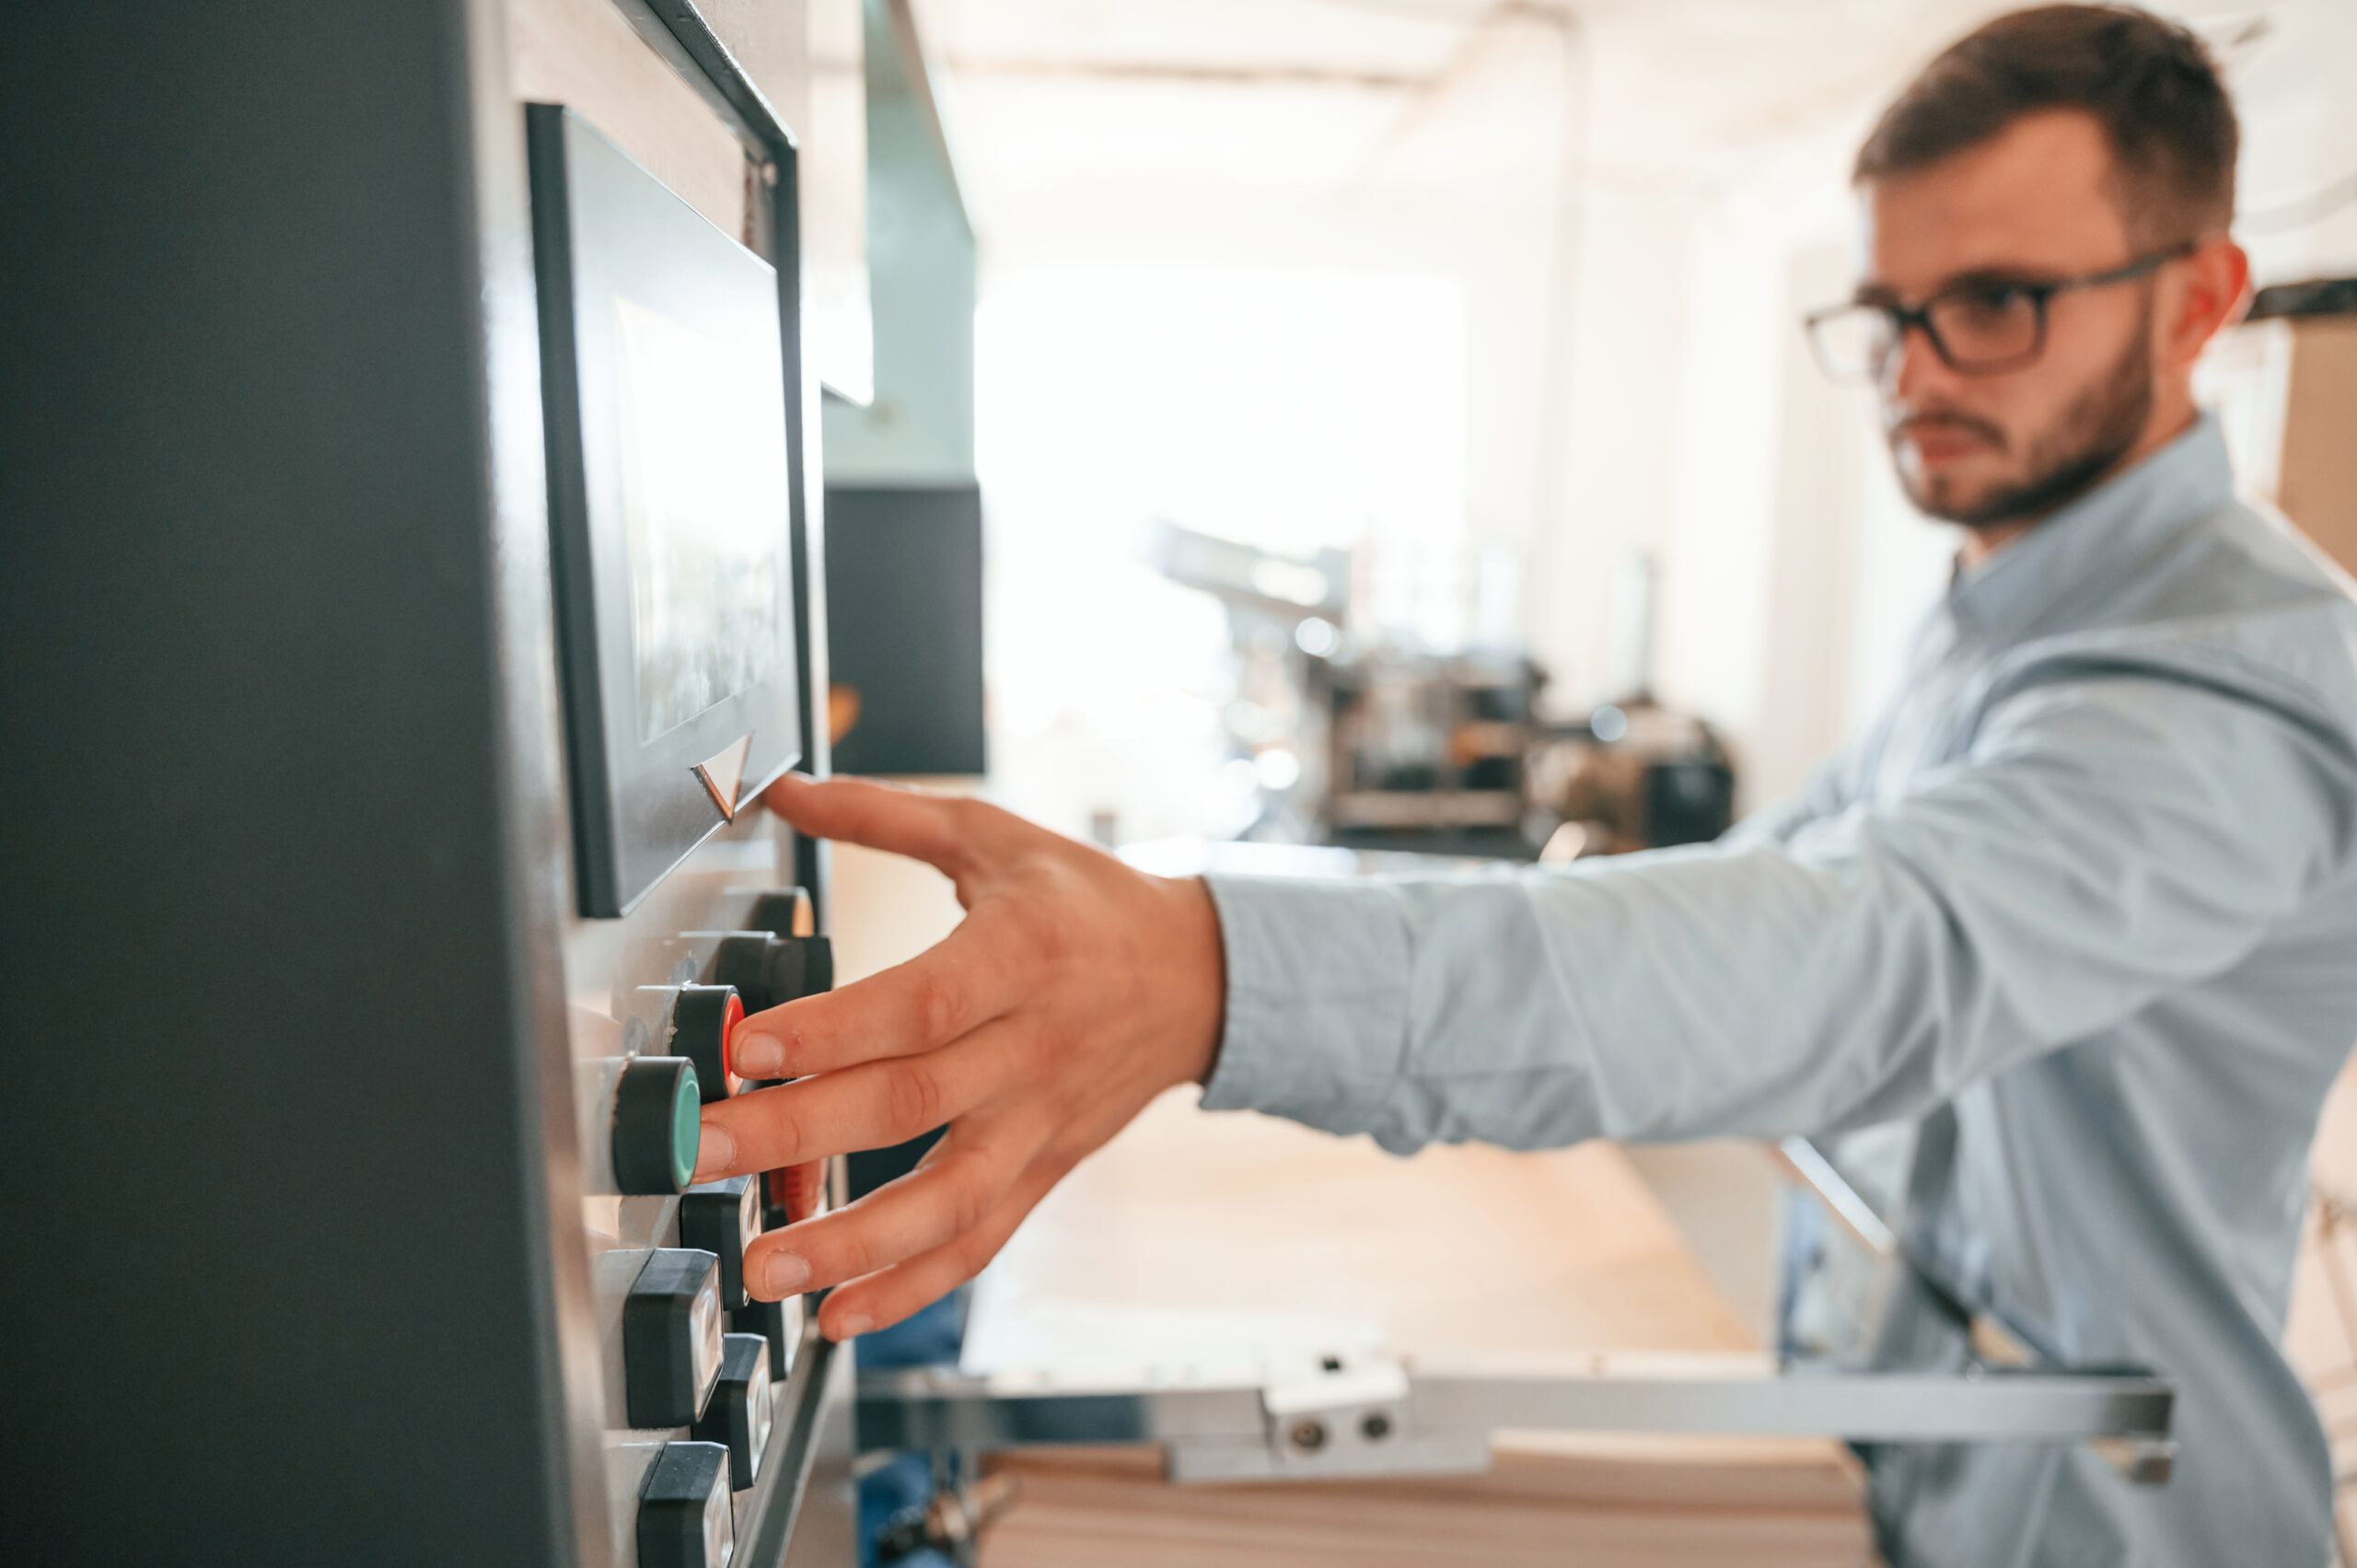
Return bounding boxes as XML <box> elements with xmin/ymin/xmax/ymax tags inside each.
<box><xmin>625</xmin><ymin>1251</ymin><xmax>775</xmax><ymax>1564</ymax></box>
<box><xmin>608</xmin><ymin>897</ymin><xmax>834</xmax><ymax>1565</ymax></box>
<box><xmin>610</xmin><ymin>928</ymin><xmax>835</xmax><ymax>1200</ymax></box>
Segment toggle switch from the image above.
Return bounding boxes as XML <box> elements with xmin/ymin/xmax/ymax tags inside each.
<box><xmin>691</xmin><ymin>1333</ymin><xmax>776</xmax><ymax>1491</ymax></box>
<box><xmin>637</xmin><ymin>1441</ymin><xmax>734</xmax><ymax>1568</ymax></box>
<box><xmin>711</xmin><ymin>933</ymin><xmax>832</xmax><ymax>1015</ymax></box>
<box><xmin>727</xmin><ymin>1295</ymin><xmax>803</xmax><ymax>1382</ymax></box>
<box><xmin>679</xmin><ymin>1176</ymin><xmax>761</xmax><ymax>1309</ymax></box>
<box><xmin>668</xmin><ymin>984</ymin><xmax>744</xmax><ymax>1104</ymax></box>
<box><xmin>624</xmin><ymin>1249</ymin><xmax>725</xmax><ymax>1430</ymax></box>
<box><xmin>612</xmin><ymin>1056</ymin><xmax>702</xmax><ymax>1196</ymax></box>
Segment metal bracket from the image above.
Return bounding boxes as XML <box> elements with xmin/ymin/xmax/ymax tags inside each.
<box><xmin>858</xmin><ymin>1348</ymin><xmax>2176</xmax><ymax>1488</ymax></box>
<box><xmin>1229</xmin><ymin>1353</ymin><xmax>1485</xmax><ymax>1483</ymax></box>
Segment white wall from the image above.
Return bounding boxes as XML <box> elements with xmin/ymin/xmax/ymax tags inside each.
<box><xmin>968</xmin><ymin>197</ymin><xmax>1558</xmax><ymax>842</ymax></box>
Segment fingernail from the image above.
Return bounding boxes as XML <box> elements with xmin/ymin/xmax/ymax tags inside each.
<box><xmin>762</xmin><ymin>1251</ymin><xmax>812</xmax><ymax>1297</ymax></box>
<box><xmin>732</xmin><ymin>1031</ymin><xmax>785</xmax><ymax>1077</ymax></box>
<box><xmin>691</xmin><ymin>1120</ymin><xmax>735</xmax><ymax>1181</ymax></box>
<box><xmin>829</xmin><ymin>1312</ymin><xmax>873</xmax><ymax>1341</ymax></box>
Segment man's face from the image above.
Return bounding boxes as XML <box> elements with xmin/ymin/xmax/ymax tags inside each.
<box><xmin>1859</xmin><ymin>110</ymin><xmax>2162</xmax><ymax>528</ymax></box>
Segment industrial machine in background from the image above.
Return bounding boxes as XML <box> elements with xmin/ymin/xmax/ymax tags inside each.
<box><xmin>1526</xmin><ymin>699</ymin><xmax>1738</xmax><ymax>860</ymax></box>
<box><xmin>1318</xmin><ymin>656</ymin><xmax>1736</xmax><ymax>860</ymax></box>
<box><xmin>1318</xmin><ymin>645</ymin><xmax>1540</xmax><ymax>854</ymax></box>
<box><xmin>1146</xmin><ymin>520</ymin><xmax>1351</xmax><ymax>844</ymax></box>
<box><xmin>1149</xmin><ymin>523</ymin><xmax>1736</xmax><ymax>859</ymax></box>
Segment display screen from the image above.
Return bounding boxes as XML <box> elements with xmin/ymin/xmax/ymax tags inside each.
<box><xmin>613</xmin><ymin>296</ymin><xmax>786</xmax><ymax>743</ymax></box>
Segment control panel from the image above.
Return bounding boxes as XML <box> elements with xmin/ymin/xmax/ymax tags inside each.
<box><xmin>567</xmin><ymin>875</ymin><xmax>840</xmax><ymax>1566</ymax></box>
<box><xmin>521</xmin><ymin>68</ymin><xmax>849</xmax><ymax>1564</ymax></box>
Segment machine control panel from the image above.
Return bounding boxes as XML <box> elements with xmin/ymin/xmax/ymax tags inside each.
<box><xmin>579</xmin><ymin>890</ymin><xmax>837</xmax><ymax>1562</ymax></box>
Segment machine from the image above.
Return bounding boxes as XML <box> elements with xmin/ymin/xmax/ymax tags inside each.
<box><xmin>6</xmin><ymin>3</ymin><xmax>854</xmax><ymax>1563</ymax></box>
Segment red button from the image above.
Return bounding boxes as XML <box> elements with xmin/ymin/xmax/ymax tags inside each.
<box><xmin>718</xmin><ymin>991</ymin><xmax>748</xmax><ymax>1089</ymax></box>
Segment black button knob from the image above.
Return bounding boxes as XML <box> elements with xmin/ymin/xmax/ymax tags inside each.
<box><xmin>667</xmin><ymin>984</ymin><xmax>743</xmax><ymax>1104</ymax></box>
<box><xmin>748</xmin><ymin>887</ymin><xmax>815</xmax><ymax>937</ymax></box>
<box><xmin>637</xmin><ymin>1441</ymin><xmax>732</xmax><ymax>1568</ymax></box>
<box><xmin>727</xmin><ymin>1295</ymin><xmax>802</xmax><ymax>1382</ymax></box>
<box><xmin>711</xmin><ymin>933</ymin><xmax>833</xmax><ymax>1014</ymax></box>
<box><xmin>679</xmin><ymin>1175</ymin><xmax>761</xmax><ymax>1309</ymax></box>
<box><xmin>624</xmin><ymin>1249</ymin><xmax>724</xmax><ymax>1429</ymax></box>
<box><xmin>611</xmin><ymin>1056</ymin><xmax>701</xmax><ymax>1196</ymax></box>
<box><xmin>691</xmin><ymin>1333</ymin><xmax>775</xmax><ymax>1491</ymax></box>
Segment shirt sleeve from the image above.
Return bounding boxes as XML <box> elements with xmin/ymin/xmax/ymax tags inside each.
<box><xmin>1199</xmin><ymin>674</ymin><xmax>2354</xmax><ymax>1156</ymax></box>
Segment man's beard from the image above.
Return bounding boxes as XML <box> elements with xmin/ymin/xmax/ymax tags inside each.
<box><xmin>1887</xmin><ymin>305</ymin><xmax>2155</xmax><ymax>530</ymax></box>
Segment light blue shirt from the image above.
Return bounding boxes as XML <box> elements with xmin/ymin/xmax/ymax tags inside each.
<box><xmin>1201</xmin><ymin>415</ymin><xmax>2357</xmax><ymax>1567</ymax></box>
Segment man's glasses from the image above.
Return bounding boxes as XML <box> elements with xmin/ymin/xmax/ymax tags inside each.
<box><xmin>1803</xmin><ymin>241</ymin><xmax>2196</xmax><ymax>384</ymax></box>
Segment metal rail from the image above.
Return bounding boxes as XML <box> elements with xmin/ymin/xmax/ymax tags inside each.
<box><xmin>858</xmin><ymin>1352</ymin><xmax>2177</xmax><ymax>1487</ymax></box>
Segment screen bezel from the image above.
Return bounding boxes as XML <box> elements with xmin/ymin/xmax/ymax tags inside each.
<box><xmin>528</xmin><ymin>104</ymin><xmax>804</xmax><ymax>916</ymax></box>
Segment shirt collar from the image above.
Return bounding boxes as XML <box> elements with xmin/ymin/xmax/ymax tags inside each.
<box><xmin>1945</xmin><ymin>412</ymin><xmax>2235</xmax><ymax>645</ymax></box>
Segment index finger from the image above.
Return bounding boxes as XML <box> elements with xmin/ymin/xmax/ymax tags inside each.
<box><xmin>697</xmin><ymin>1016</ymin><xmax>1028</xmax><ymax>1177</ymax></box>
<box><xmin>761</xmin><ymin>773</ymin><xmax>984</xmax><ymax>875</ymax></box>
<box><xmin>728</xmin><ymin>903</ymin><xmax>1030</xmax><ymax>1079</ymax></box>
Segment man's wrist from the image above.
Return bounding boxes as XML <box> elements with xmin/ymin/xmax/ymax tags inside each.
<box><xmin>1193</xmin><ymin>873</ymin><xmax>1412</xmax><ymax>1132</ymax></box>
<box><xmin>1161</xmin><ymin>874</ymin><xmax>1226</xmax><ymax>1089</ymax></box>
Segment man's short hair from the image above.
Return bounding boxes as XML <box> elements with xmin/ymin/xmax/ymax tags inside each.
<box><xmin>1854</xmin><ymin>4</ymin><xmax>2237</xmax><ymax>244</ymax></box>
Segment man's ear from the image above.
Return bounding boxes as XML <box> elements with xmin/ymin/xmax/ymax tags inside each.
<box><xmin>2165</xmin><ymin>236</ymin><xmax>2251</xmax><ymax>368</ymax></box>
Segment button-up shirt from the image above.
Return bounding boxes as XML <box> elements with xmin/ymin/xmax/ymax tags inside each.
<box><xmin>1201</xmin><ymin>414</ymin><xmax>2357</xmax><ymax>1566</ymax></box>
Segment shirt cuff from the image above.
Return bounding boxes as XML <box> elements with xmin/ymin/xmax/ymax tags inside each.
<box><xmin>1198</xmin><ymin>873</ymin><xmax>1413</xmax><ymax>1136</ymax></box>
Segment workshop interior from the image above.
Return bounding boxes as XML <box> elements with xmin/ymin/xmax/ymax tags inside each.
<box><xmin>7</xmin><ymin>1</ymin><xmax>2357</xmax><ymax>1564</ymax></box>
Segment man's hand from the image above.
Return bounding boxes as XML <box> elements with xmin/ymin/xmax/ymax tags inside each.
<box><xmin>692</xmin><ymin>773</ymin><xmax>1227</xmax><ymax>1340</ymax></box>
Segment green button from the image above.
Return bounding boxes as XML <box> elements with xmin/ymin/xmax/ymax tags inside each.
<box><xmin>671</xmin><ymin>1065</ymin><xmax>702</xmax><ymax>1191</ymax></box>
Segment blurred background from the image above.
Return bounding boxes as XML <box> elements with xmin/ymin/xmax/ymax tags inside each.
<box><xmin>815</xmin><ymin>0</ymin><xmax>2357</xmax><ymax>862</ymax></box>
<box><xmin>806</xmin><ymin>8</ymin><xmax>2357</xmax><ymax>1551</ymax></box>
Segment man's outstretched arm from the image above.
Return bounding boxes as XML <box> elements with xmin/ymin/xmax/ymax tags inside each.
<box><xmin>693</xmin><ymin>670</ymin><xmax>2351</xmax><ymax>1340</ymax></box>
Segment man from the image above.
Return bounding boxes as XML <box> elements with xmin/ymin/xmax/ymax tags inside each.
<box><xmin>699</xmin><ymin>7</ymin><xmax>2357</xmax><ymax>1562</ymax></box>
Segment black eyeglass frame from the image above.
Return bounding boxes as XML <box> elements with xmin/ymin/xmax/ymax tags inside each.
<box><xmin>1803</xmin><ymin>240</ymin><xmax>2199</xmax><ymax>383</ymax></box>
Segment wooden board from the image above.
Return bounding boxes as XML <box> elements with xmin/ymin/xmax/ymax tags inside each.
<box><xmin>981</xmin><ymin>1441</ymin><xmax>1872</xmax><ymax>1568</ymax></box>
<box><xmin>963</xmin><ymin>1088</ymin><xmax>1875</xmax><ymax>1566</ymax></box>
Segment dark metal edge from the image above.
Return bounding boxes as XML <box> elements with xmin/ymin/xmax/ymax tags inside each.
<box><xmin>736</xmin><ymin>1318</ymin><xmax>842</xmax><ymax>1563</ymax></box>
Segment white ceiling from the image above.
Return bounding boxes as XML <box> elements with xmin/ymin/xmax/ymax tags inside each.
<box><xmin>906</xmin><ymin>0</ymin><xmax>2312</xmax><ymax>238</ymax></box>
